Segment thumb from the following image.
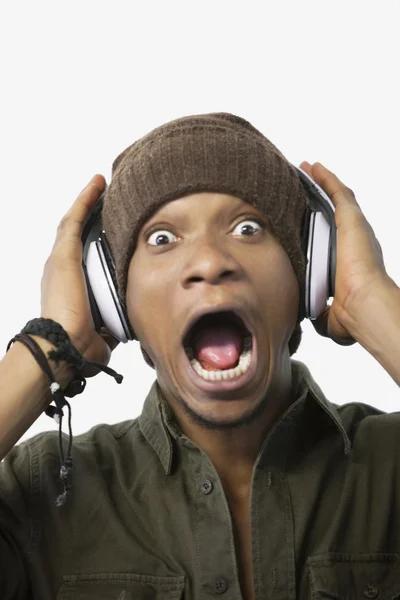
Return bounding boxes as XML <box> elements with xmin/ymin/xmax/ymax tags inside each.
<box><xmin>311</xmin><ymin>306</ymin><xmax>357</xmax><ymax>346</ymax></box>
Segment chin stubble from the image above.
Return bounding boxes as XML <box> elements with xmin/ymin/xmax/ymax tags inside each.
<box><xmin>176</xmin><ymin>390</ymin><xmax>270</xmax><ymax>431</ymax></box>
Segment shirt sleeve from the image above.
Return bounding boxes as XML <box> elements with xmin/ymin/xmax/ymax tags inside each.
<box><xmin>0</xmin><ymin>440</ymin><xmax>36</xmax><ymax>599</ymax></box>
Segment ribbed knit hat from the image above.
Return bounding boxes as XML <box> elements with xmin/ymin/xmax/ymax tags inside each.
<box><xmin>102</xmin><ymin>113</ymin><xmax>309</xmax><ymax>315</ymax></box>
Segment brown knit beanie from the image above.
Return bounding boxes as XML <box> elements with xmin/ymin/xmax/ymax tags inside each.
<box><xmin>102</xmin><ymin>112</ymin><xmax>310</xmax><ymax>354</ymax></box>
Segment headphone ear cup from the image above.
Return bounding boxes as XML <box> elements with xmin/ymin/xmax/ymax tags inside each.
<box><xmin>101</xmin><ymin>233</ymin><xmax>137</xmax><ymax>341</ymax></box>
<box><xmin>81</xmin><ymin>189</ymin><xmax>137</xmax><ymax>343</ymax></box>
<box><xmin>305</xmin><ymin>210</ymin><xmax>332</xmax><ymax>320</ymax></box>
<box><xmin>85</xmin><ymin>233</ymin><xmax>137</xmax><ymax>343</ymax></box>
<box><xmin>298</xmin><ymin>205</ymin><xmax>311</xmax><ymax>322</ymax></box>
<box><xmin>329</xmin><ymin>227</ymin><xmax>336</xmax><ymax>299</ymax></box>
<box><xmin>82</xmin><ymin>259</ymin><xmax>104</xmax><ymax>331</ymax></box>
<box><xmin>295</xmin><ymin>166</ymin><xmax>336</xmax><ymax>324</ymax></box>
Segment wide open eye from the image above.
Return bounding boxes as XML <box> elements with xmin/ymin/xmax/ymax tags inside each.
<box><xmin>147</xmin><ymin>230</ymin><xmax>178</xmax><ymax>246</ymax></box>
<box><xmin>232</xmin><ymin>219</ymin><xmax>262</xmax><ymax>237</ymax></box>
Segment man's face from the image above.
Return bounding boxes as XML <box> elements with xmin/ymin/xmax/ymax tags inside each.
<box><xmin>126</xmin><ymin>193</ymin><xmax>299</xmax><ymax>428</ymax></box>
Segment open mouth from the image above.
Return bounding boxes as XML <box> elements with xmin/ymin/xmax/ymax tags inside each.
<box><xmin>182</xmin><ymin>310</ymin><xmax>254</xmax><ymax>383</ymax></box>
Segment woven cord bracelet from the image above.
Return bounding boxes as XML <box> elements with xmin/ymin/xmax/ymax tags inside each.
<box><xmin>6</xmin><ymin>318</ymin><xmax>123</xmax><ymax>507</ymax></box>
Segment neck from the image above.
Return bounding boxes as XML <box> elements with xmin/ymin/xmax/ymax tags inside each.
<box><xmin>166</xmin><ymin>358</ymin><xmax>295</xmax><ymax>502</ymax></box>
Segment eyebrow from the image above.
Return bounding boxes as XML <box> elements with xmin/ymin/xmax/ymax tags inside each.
<box><xmin>144</xmin><ymin>197</ymin><xmax>265</xmax><ymax>228</ymax></box>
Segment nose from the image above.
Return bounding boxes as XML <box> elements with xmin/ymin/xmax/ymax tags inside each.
<box><xmin>181</xmin><ymin>234</ymin><xmax>243</xmax><ymax>289</ymax></box>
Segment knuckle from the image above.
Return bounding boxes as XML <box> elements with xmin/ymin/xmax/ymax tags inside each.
<box><xmin>59</xmin><ymin>212</ymin><xmax>84</xmax><ymax>233</ymax></box>
<box><xmin>42</xmin><ymin>255</ymin><xmax>54</xmax><ymax>282</ymax></box>
<box><xmin>44</xmin><ymin>251</ymin><xmax>55</xmax><ymax>268</ymax></box>
<box><xmin>346</xmin><ymin>186</ymin><xmax>356</xmax><ymax>199</ymax></box>
<box><xmin>57</xmin><ymin>214</ymin><xmax>69</xmax><ymax>233</ymax></box>
<box><xmin>43</xmin><ymin>252</ymin><xmax>59</xmax><ymax>273</ymax></box>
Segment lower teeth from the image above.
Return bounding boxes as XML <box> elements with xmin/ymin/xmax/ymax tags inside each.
<box><xmin>190</xmin><ymin>348</ymin><xmax>252</xmax><ymax>381</ymax></box>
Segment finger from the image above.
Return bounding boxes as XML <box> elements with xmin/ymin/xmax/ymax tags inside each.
<box><xmin>299</xmin><ymin>160</ymin><xmax>313</xmax><ymax>177</ymax></box>
<box><xmin>53</xmin><ymin>174</ymin><xmax>106</xmax><ymax>250</ymax></box>
<box><xmin>308</xmin><ymin>162</ymin><xmax>360</xmax><ymax>210</ymax></box>
<box><xmin>311</xmin><ymin>306</ymin><xmax>357</xmax><ymax>346</ymax></box>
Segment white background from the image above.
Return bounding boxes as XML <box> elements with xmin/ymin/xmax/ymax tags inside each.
<box><xmin>1</xmin><ymin>1</ymin><xmax>399</xmax><ymax>445</ymax></box>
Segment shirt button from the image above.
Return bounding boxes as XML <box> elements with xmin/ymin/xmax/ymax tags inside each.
<box><xmin>200</xmin><ymin>479</ymin><xmax>213</xmax><ymax>494</ymax></box>
<box><xmin>364</xmin><ymin>586</ymin><xmax>379</xmax><ymax>599</ymax></box>
<box><xmin>213</xmin><ymin>577</ymin><xmax>228</xmax><ymax>594</ymax></box>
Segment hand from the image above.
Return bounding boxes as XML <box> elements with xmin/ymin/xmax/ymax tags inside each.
<box><xmin>40</xmin><ymin>175</ymin><xmax>120</xmax><ymax>377</ymax></box>
<box><xmin>300</xmin><ymin>161</ymin><xmax>389</xmax><ymax>346</ymax></box>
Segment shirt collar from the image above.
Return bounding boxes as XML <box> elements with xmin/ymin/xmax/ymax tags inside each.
<box><xmin>138</xmin><ymin>359</ymin><xmax>351</xmax><ymax>475</ymax></box>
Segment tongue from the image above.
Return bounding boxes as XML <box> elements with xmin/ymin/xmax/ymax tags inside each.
<box><xmin>193</xmin><ymin>325</ymin><xmax>243</xmax><ymax>371</ymax></box>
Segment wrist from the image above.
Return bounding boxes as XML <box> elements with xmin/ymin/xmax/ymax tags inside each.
<box><xmin>29</xmin><ymin>335</ymin><xmax>76</xmax><ymax>390</ymax></box>
<box><xmin>343</xmin><ymin>277</ymin><xmax>400</xmax><ymax>357</ymax></box>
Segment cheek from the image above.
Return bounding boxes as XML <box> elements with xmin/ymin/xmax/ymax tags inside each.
<box><xmin>252</xmin><ymin>249</ymin><xmax>299</xmax><ymax>322</ymax></box>
<box><xmin>125</xmin><ymin>253</ymin><xmax>177</xmax><ymax>346</ymax></box>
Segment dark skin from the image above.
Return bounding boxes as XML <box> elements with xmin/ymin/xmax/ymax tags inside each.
<box><xmin>126</xmin><ymin>192</ymin><xmax>299</xmax><ymax>500</ymax></box>
<box><xmin>126</xmin><ymin>192</ymin><xmax>300</xmax><ymax>600</ymax></box>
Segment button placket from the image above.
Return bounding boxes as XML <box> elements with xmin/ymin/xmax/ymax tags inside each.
<box><xmin>364</xmin><ymin>585</ymin><xmax>379</xmax><ymax>599</ymax></box>
<box><xmin>194</xmin><ymin>455</ymin><xmax>240</xmax><ymax>598</ymax></box>
<box><xmin>200</xmin><ymin>479</ymin><xmax>213</xmax><ymax>494</ymax></box>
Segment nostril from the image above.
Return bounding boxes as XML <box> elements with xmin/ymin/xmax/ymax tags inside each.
<box><xmin>220</xmin><ymin>269</ymin><xmax>235</xmax><ymax>279</ymax></box>
<box><xmin>187</xmin><ymin>272</ymin><xmax>236</xmax><ymax>289</ymax></box>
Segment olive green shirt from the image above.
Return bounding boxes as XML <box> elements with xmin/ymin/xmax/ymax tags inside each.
<box><xmin>1</xmin><ymin>359</ymin><xmax>400</xmax><ymax>599</ymax></box>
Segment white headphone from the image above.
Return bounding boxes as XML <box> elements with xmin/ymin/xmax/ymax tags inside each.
<box><xmin>81</xmin><ymin>166</ymin><xmax>336</xmax><ymax>344</ymax></box>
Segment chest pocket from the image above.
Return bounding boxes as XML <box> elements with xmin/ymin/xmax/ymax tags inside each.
<box><xmin>56</xmin><ymin>572</ymin><xmax>185</xmax><ymax>600</ymax></box>
<box><xmin>308</xmin><ymin>553</ymin><xmax>400</xmax><ymax>599</ymax></box>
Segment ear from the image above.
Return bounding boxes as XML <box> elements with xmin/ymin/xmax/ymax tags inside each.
<box><xmin>140</xmin><ymin>345</ymin><xmax>155</xmax><ymax>369</ymax></box>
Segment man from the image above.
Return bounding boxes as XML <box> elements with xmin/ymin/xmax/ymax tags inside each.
<box><xmin>1</xmin><ymin>112</ymin><xmax>400</xmax><ymax>599</ymax></box>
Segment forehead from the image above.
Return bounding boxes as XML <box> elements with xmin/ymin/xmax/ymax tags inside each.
<box><xmin>144</xmin><ymin>192</ymin><xmax>265</xmax><ymax>223</ymax></box>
